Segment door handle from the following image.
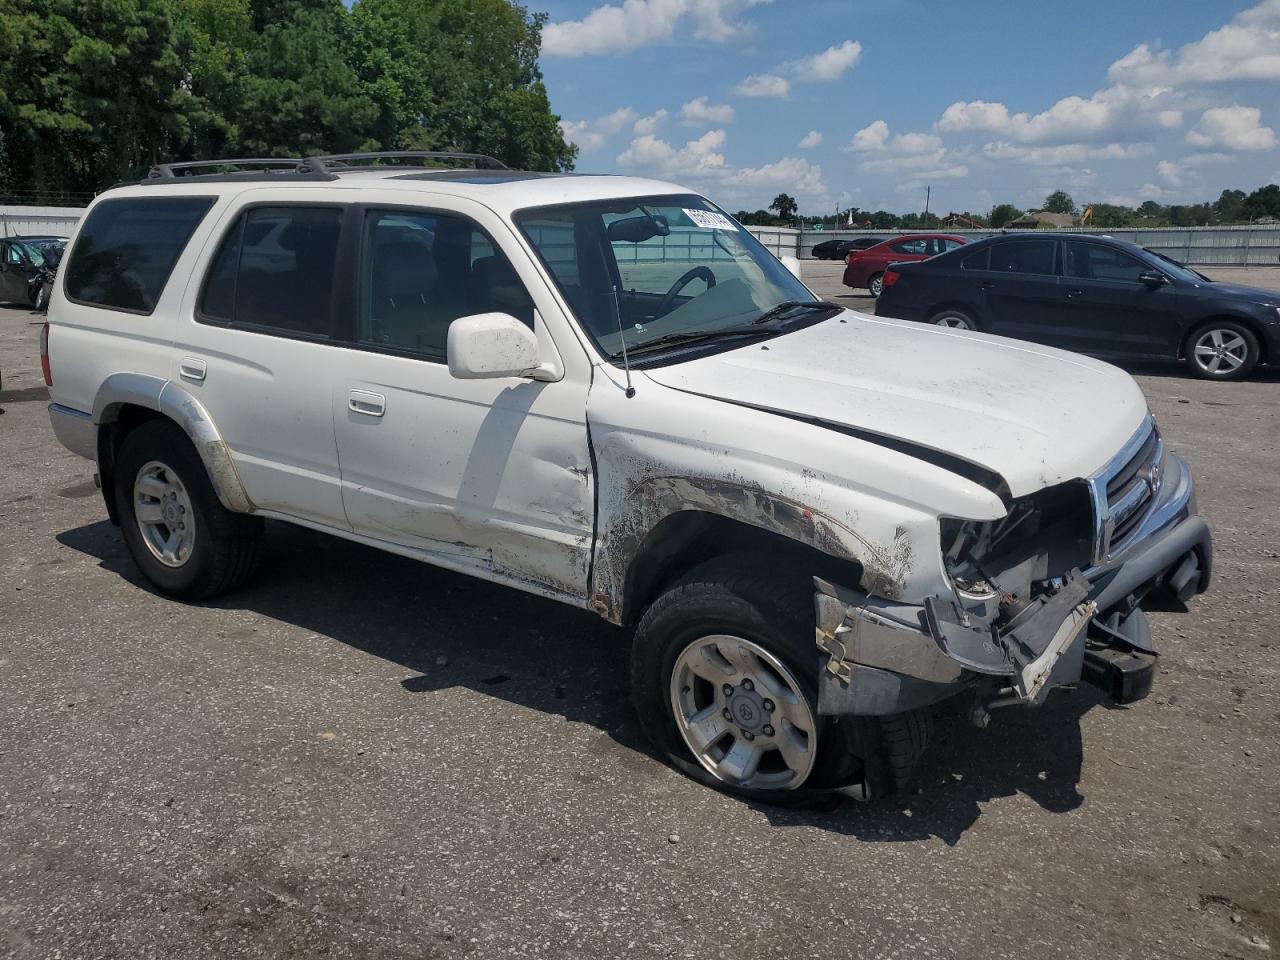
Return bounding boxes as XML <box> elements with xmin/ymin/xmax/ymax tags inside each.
<box><xmin>348</xmin><ymin>390</ymin><xmax>386</xmax><ymax>417</ymax></box>
<box><xmin>980</xmin><ymin>281</ymin><xmax>996</xmax><ymax>290</ymax></box>
<box><xmin>1066</xmin><ymin>288</ymin><xmax>1085</xmax><ymax>298</ymax></box>
<box><xmin>179</xmin><ymin>357</ymin><xmax>207</xmax><ymax>381</ymax></box>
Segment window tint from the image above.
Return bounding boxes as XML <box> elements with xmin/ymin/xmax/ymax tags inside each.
<box><xmin>961</xmin><ymin>248</ymin><xmax>990</xmax><ymax>271</ymax></box>
<box><xmin>65</xmin><ymin>197</ymin><xmax>213</xmax><ymax>313</ymax></box>
<box><xmin>200</xmin><ymin>206</ymin><xmax>342</xmax><ymax>336</ymax></box>
<box><xmin>359</xmin><ymin>209</ymin><xmax>533</xmax><ymax>357</ymax></box>
<box><xmin>890</xmin><ymin>238</ymin><xmax>928</xmax><ymax>255</ymax></box>
<box><xmin>941</xmin><ymin>238</ymin><xmax>964</xmax><ymax>252</ymax></box>
<box><xmin>1063</xmin><ymin>241</ymin><xmax>1149</xmax><ymax>282</ymax></box>
<box><xmin>990</xmin><ymin>240</ymin><xmax>1056</xmax><ymax>276</ymax></box>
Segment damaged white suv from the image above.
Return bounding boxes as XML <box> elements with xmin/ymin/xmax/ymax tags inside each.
<box><xmin>45</xmin><ymin>154</ymin><xmax>1212</xmax><ymax>798</ymax></box>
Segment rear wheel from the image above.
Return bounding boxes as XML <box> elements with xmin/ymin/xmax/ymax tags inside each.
<box><xmin>868</xmin><ymin>272</ymin><xmax>884</xmax><ymax>298</ymax></box>
<box><xmin>1185</xmin><ymin>321</ymin><xmax>1258</xmax><ymax>380</ymax></box>
<box><xmin>114</xmin><ymin>419</ymin><xmax>263</xmax><ymax>599</ymax></box>
<box><xmin>630</xmin><ymin>558</ymin><xmax>932</xmax><ymax>797</ymax></box>
<box><xmin>930</xmin><ymin>308</ymin><xmax>978</xmax><ymax>331</ymax></box>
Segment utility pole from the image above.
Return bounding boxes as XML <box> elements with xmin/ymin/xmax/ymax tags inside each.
<box><xmin>924</xmin><ymin>185</ymin><xmax>931</xmax><ymax>222</ymax></box>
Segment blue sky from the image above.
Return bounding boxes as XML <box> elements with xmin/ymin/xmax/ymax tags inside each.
<box><xmin>536</xmin><ymin>0</ymin><xmax>1280</xmax><ymax>215</ymax></box>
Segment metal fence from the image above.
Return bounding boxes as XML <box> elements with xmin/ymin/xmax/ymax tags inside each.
<box><xmin>0</xmin><ymin>205</ymin><xmax>85</xmax><ymax>237</ymax></box>
<box><xmin>798</xmin><ymin>225</ymin><xmax>1280</xmax><ymax>265</ymax></box>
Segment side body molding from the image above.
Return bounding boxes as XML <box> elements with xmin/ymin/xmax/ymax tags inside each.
<box><xmin>93</xmin><ymin>372</ymin><xmax>254</xmax><ymax>514</ymax></box>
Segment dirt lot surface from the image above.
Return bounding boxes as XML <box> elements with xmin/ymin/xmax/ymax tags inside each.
<box><xmin>2</xmin><ymin>267</ymin><xmax>1279</xmax><ymax>959</ymax></box>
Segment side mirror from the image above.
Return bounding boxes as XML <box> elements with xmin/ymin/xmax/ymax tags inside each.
<box><xmin>447</xmin><ymin>312</ymin><xmax>541</xmax><ymax>380</ymax></box>
<box><xmin>1138</xmin><ymin>269</ymin><xmax>1167</xmax><ymax>286</ymax></box>
<box><xmin>781</xmin><ymin>255</ymin><xmax>803</xmax><ymax>280</ymax></box>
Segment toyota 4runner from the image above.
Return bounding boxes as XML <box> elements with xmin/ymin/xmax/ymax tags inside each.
<box><xmin>44</xmin><ymin>153</ymin><xmax>1212</xmax><ymax>798</ymax></box>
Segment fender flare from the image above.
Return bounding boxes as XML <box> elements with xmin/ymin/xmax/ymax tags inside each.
<box><xmin>93</xmin><ymin>372</ymin><xmax>254</xmax><ymax>514</ymax></box>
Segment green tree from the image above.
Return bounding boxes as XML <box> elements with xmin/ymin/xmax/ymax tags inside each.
<box><xmin>1243</xmin><ymin>184</ymin><xmax>1280</xmax><ymax>220</ymax></box>
<box><xmin>1213</xmin><ymin>189</ymin><xmax>1247</xmax><ymax>224</ymax></box>
<box><xmin>769</xmin><ymin>193</ymin><xmax>798</xmax><ymax>221</ymax></box>
<box><xmin>989</xmin><ymin>203</ymin><xmax>1022</xmax><ymax>228</ymax></box>
<box><xmin>1082</xmin><ymin>203</ymin><xmax>1133</xmax><ymax>228</ymax></box>
<box><xmin>1042</xmin><ymin>190</ymin><xmax>1075</xmax><ymax>215</ymax></box>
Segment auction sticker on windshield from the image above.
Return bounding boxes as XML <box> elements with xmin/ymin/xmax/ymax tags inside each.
<box><xmin>682</xmin><ymin>209</ymin><xmax>738</xmax><ymax>230</ymax></box>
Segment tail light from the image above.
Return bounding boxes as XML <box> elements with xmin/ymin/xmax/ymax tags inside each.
<box><xmin>40</xmin><ymin>322</ymin><xmax>52</xmax><ymax>386</ymax></box>
<box><xmin>882</xmin><ymin>269</ymin><xmax>901</xmax><ymax>288</ymax></box>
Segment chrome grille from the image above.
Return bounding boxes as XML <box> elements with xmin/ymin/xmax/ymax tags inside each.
<box><xmin>1090</xmin><ymin>420</ymin><xmax>1163</xmax><ymax>564</ymax></box>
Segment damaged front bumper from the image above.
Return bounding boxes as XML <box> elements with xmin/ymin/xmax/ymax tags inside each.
<box><xmin>814</xmin><ymin>452</ymin><xmax>1212</xmax><ymax>717</ymax></box>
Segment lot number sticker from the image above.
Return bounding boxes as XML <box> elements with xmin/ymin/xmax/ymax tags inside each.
<box><xmin>682</xmin><ymin>208</ymin><xmax>738</xmax><ymax>231</ymax></box>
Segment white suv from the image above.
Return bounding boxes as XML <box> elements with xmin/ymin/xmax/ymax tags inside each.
<box><xmin>45</xmin><ymin>153</ymin><xmax>1212</xmax><ymax>798</ymax></box>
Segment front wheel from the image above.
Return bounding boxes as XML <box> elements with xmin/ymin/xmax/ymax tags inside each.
<box><xmin>868</xmin><ymin>272</ymin><xmax>884</xmax><ymax>298</ymax></box>
<box><xmin>32</xmin><ymin>281</ymin><xmax>51</xmax><ymax>312</ymax></box>
<box><xmin>1185</xmin><ymin>321</ymin><xmax>1259</xmax><ymax>380</ymax></box>
<box><xmin>630</xmin><ymin>558</ymin><xmax>932</xmax><ymax>797</ymax></box>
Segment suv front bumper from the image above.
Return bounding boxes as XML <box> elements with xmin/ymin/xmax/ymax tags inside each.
<box><xmin>813</xmin><ymin>452</ymin><xmax>1210</xmax><ymax>717</ymax></box>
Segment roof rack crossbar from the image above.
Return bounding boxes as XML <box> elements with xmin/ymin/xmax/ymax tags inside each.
<box><xmin>300</xmin><ymin>151</ymin><xmax>508</xmax><ymax>172</ymax></box>
<box><xmin>148</xmin><ymin>158</ymin><xmax>306</xmax><ymax>179</ymax></box>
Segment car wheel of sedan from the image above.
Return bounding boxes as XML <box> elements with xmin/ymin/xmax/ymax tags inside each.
<box><xmin>630</xmin><ymin>557</ymin><xmax>932</xmax><ymax>797</ymax></box>
<box><xmin>868</xmin><ymin>272</ymin><xmax>884</xmax><ymax>298</ymax></box>
<box><xmin>1185</xmin><ymin>321</ymin><xmax>1259</xmax><ymax>380</ymax></box>
<box><xmin>930</xmin><ymin>309</ymin><xmax>978</xmax><ymax>331</ymax></box>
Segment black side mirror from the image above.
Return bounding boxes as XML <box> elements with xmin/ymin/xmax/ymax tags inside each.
<box><xmin>1138</xmin><ymin>269</ymin><xmax>1166</xmax><ymax>286</ymax></box>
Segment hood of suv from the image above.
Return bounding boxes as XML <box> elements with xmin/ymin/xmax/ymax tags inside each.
<box><xmin>641</xmin><ymin>312</ymin><xmax>1148</xmax><ymax>499</ymax></box>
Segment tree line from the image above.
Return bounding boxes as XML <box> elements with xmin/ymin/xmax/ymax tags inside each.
<box><xmin>0</xmin><ymin>0</ymin><xmax>576</xmax><ymax>201</ymax></box>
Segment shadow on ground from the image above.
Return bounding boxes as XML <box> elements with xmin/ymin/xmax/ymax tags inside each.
<box><xmin>57</xmin><ymin>516</ymin><xmax>1110</xmax><ymax>846</ymax></box>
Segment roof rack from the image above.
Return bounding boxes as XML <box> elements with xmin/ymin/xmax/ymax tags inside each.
<box><xmin>148</xmin><ymin>158</ymin><xmax>313</xmax><ymax>179</ymax></box>
<box><xmin>299</xmin><ymin>151</ymin><xmax>508</xmax><ymax>172</ymax></box>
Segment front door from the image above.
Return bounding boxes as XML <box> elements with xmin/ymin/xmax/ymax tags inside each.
<box><xmin>1</xmin><ymin>241</ymin><xmax>30</xmax><ymax>303</ymax></box>
<box><xmin>332</xmin><ymin>204</ymin><xmax>594</xmax><ymax>601</ymax></box>
<box><xmin>1058</xmin><ymin>240</ymin><xmax>1180</xmax><ymax>357</ymax></box>
<box><xmin>979</xmin><ymin>238</ymin><xmax>1061</xmax><ymax>344</ymax></box>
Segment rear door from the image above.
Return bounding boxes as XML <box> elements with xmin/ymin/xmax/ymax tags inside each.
<box><xmin>1</xmin><ymin>241</ymin><xmax>29</xmax><ymax>303</ymax></box>
<box><xmin>1059</xmin><ymin>240</ymin><xmax>1180</xmax><ymax>357</ymax></box>
<box><xmin>978</xmin><ymin>238</ymin><xmax>1061</xmax><ymax>343</ymax></box>
<box><xmin>330</xmin><ymin>196</ymin><xmax>594</xmax><ymax>601</ymax></box>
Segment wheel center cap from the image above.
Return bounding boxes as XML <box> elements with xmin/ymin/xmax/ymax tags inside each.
<box><xmin>162</xmin><ymin>503</ymin><xmax>178</xmax><ymax>524</ymax></box>
<box><xmin>728</xmin><ymin>690</ymin><xmax>766</xmax><ymax>732</ymax></box>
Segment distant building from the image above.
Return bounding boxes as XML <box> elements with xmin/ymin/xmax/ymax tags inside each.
<box><xmin>1006</xmin><ymin>210</ymin><xmax>1076</xmax><ymax>229</ymax></box>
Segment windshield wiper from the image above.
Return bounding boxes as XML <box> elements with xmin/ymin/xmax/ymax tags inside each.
<box><xmin>620</xmin><ymin>326</ymin><xmax>776</xmax><ymax>358</ymax></box>
<box><xmin>750</xmin><ymin>299</ymin><xmax>841</xmax><ymax>325</ymax></box>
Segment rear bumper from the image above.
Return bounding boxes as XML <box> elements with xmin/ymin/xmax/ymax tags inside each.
<box><xmin>813</xmin><ymin>456</ymin><xmax>1210</xmax><ymax>717</ymax></box>
<box><xmin>48</xmin><ymin>403</ymin><xmax>96</xmax><ymax>460</ymax></box>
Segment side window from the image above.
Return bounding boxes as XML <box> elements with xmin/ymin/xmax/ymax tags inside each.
<box><xmin>359</xmin><ymin>209</ymin><xmax>533</xmax><ymax>358</ymax></box>
<box><xmin>941</xmin><ymin>238</ymin><xmax>964</xmax><ymax>252</ymax></box>
<box><xmin>64</xmin><ymin>197</ymin><xmax>214</xmax><ymax>313</ymax></box>
<box><xmin>3</xmin><ymin>243</ymin><xmax>20</xmax><ymax>264</ymax></box>
<box><xmin>990</xmin><ymin>240</ymin><xmax>1056</xmax><ymax>276</ymax></box>
<box><xmin>199</xmin><ymin>206</ymin><xmax>342</xmax><ymax>337</ymax></box>
<box><xmin>961</xmin><ymin>248</ymin><xmax>990</xmax><ymax>271</ymax></box>
<box><xmin>1063</xmin><ymin>241</ymin><xmax>1148</xmax><ymax>282</ymax></box>
<box><xmin>890</xmin><ymin>238</ymin><xmax>928</xmax><ymax>255</ymax></box>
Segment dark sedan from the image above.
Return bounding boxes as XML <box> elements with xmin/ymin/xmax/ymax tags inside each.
<box><xmin>0</xmin><ymin>235</ymin><xmax>67</xmax><ymax>310</ymax></box>
<box><xmin>810</xmin><ymin>236</ymin><xmax>883</xmax><ymax>260</ymax></box>
<box><xmin>875</xmin><ymin>233</ymin><xmax>1280</xmax><ymax>380</ymax></box>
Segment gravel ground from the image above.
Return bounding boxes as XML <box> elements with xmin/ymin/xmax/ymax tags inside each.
<box><xmin>2</xmin><ymin>267</ymin><xmax>1279</xmax><ymax>959</ymax></box>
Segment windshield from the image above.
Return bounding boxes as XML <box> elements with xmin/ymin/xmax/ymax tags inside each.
<box><xmin>516</xmin><ymin>194</ymin><xmax>815</xmax><ymax>359</ymax></box>
<box><xmin>18</xmin><ymin>243</ymin><xmax>45</xmax><ymax>267</ymax></box>
<box><xmin>1145</xmin><ymin>248</ymin><xmax>1209</xmax><ymax>283</ymax></box>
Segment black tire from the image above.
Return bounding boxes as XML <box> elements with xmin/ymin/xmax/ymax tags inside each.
<box><xmin>1183</xmin><ymin>320</ymin><xmax>1259</xmax><ymax>381</ymax></box>
<box><xmin>630</xmin><ymin>557</ymin><xmax>931</xmax><ymax>798</ymax></box>
<box><xmin>32</xmin><ymin>282</ymin><xmax>50</xmax><ymax>312</ymax></box>
<box><xmin>928</xmin><ymin>307</ymin><xmax>979</xmax><ymax>331</ymax></box>
<box><xmin>868</xmin><ymin>272</ymin><xmax>884</xmax><ymax>298</ymax></box>
<box><xmin>114</xmin><ymin>419</ymin><xmax>263</xmax><ymax>600</ymax></box>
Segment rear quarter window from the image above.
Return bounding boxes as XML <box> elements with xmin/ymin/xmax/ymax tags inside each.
<box><xmin>64</xmin><ymin>197</ymin><xmax>214</xmax><ymax>314</ymax></box>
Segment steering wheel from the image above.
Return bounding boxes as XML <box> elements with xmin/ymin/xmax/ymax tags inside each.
<box><xmin>658</xmin><ymin>266</ymin><xmax>716</xmax><ymax>315</ymax></box>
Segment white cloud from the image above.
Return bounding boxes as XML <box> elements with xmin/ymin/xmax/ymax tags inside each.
<box><xmin>560</xmin><ymin>107</ymin><xmax>640</xmax><ymax>151</ymax></box>
<box><xmin>680</xmin><ymin>96</ymin><xmax>735</xmax><ymax>126</ymax></box>
<box><xmin>1139</xmin><ymin>182</ymin><xmax>1165</xmax><ymax>199</ymax></box>
<box><xmin>633</xmin><ymin>109</ymin><xmax>668</xmax><ymax>136</ymax></box>
<box><xmin>798</xmin><ymin>130</ymin><xmax>823</xmax><ymax>148</ymax></box>
<box><xmin>721</xmin><ymin>157</ymin><xmax>828</xmax><ymax>200</ymax></box>
<box><xmin>735</xmin><ymin>73</ymin><xmax>790</xmax><ymax>98</ymax></box>
<box><xmin>616</xmin><ymin>129</ymin><xmax>728</xmax><ymax>178</ymax></box>
<box><xmin>1186</xmin><ymin>105</ymin><xmax>1278</xmax><ymax>150</ymax></box>
<box><xmin>783</xmin><ymin>40</ymin><xmax>862</xmax><ymax>83</ymax></box>
<box><xmin>1157</xmin><ymin>159</ymin><xmax>1183</xmax><ymax>186</ymax></box>
<box><xmin>845</xmin><ymin>120</ymin><xmax>941</xmax><ymax>156</ymax></box>
<box><xmin>543</xmin><ymin>0</ymin><xmax>768</xmax><ymax>57</ymax></box>
<box><xmin>1107</xmin><ymin>0</ymin><xmax>1280</xmax><ymax>88</ymax></box>
<box><xmin>848</xmin><ymin>119</ymin><xmax>889</xmax><ymax>152</ymax></box>
<box><xmin>844</xmin><ymin>121</ymin><xmax>966</xmax><ymax>189</ymax></box>
<box><xmin>982</xmin><ymin>141</ymin><xmax>1151</xmax><ymax>166</ymax></box>
<box><xmin>939</xmin><ymin>92</ymin><xmax>1137</xmax><ymax>145</ymax></box>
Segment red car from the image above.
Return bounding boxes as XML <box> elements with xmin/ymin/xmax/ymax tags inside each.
<box><xmin>843</xmin><ymin>234</ymin><xmax>967</xmax><ymax>297</ymax></box>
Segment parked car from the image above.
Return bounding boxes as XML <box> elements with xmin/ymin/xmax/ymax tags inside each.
<box><xmin>0</xmin><ymin>235</ymin><xmax>67</xmax><ymax>310</ymax></box>
<box><xmin>843</xmin><ymin>234</ymin><xmax>966</xmax><ymax>297</ymax></box>
<box><xmin>811</xmin><ymin>237</ymin><xmax>882</xmax><ymax>260</ymax></box>
<box><xmin>44</xmin><ymin>154</ymin><xmax>1211</xmax><ymax>799</ymax></box>
<box><xmin>874</xmin><ymin>232</ymin><xmax>1280</xmax><ymax>380</ymax></box>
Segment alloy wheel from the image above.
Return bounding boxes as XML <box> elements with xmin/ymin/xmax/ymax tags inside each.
<box><xmin>669</xmin><ymin>634</ymin><xmax>816</xmax><ymax>790</ymax></box>
<box><xmin>1192</xmin><ymin>327</ymin><xmax>1248</xmax><ymax>375</ymax></box>
<box><xmin>869</xmin><ymin>275</ymin><xmax>883</xmax><ymax>297</ymax></box>
<box><xmin>935</xmin><ymin>315</ymin><xmax>972</xmax><ymax>329</ymax></box>
<box><xmin>133</xmin><ymin>461</ymin><xmax>196</xmax><ymax>568</ymax></box>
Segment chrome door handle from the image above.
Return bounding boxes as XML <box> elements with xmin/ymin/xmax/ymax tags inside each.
<box><xmin>179</xmin><ymin>357</ymin><xmax>207</xmax><ymax>381</ymax></box>
<box><xmin>348</xmin><ymin>390</ymin><xmax>386</xmax><ymax>417</ymax></box>
<box><xmin>1066</xmin><ymin>288</ymin><xmax>1085</xmax><ymax>298</ymax></box>
<box><xmin>980</xmin><ymin>281</ymin><xmax>996</xmax><ymax>290</ymax></box>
